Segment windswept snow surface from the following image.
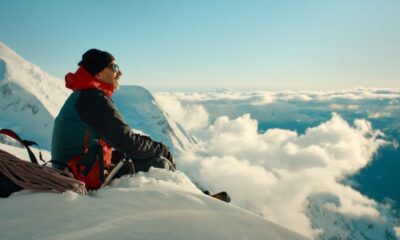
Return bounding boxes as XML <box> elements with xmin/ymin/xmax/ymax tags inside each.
<box><xmin>0</xmin><ymin>143</ymin><xmax>308</xmax><ymax>240</ymax></box>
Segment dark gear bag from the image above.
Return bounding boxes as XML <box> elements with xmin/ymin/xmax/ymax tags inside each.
<box><xmin>0</xmin><ymin>129</ymin><xmax>43</xmax><ymax>197</ymax></box>
<box><xmin>0</xmin><ymin>169</ymin><xmax>22</xmax><ymax>198</ymax></box>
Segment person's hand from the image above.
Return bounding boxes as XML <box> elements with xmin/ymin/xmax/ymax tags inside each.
<box><xmin>111</xmin><ymin>150</ymin><xmax>125</xmax><ymax>164</ymax></box>
<box><xmin>159</xmin><ymin>143</ymin><xmax>176</xmax><ymax>168</ymax></box>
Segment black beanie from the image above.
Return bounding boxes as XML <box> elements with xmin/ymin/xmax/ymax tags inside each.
<box><xmin>78</xmin><ymin>49</ymin><xmax>115</xmax><ymax>76</ymax></box>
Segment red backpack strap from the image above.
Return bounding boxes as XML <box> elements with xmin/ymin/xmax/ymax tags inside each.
<box><xmin>0</xmin><ymin>129</ymin><xmax>44</xmax><ymax>165</ymax></box>
<box><xmin>82</xmin><ymin>129</ymin><xmax>91</xmax><ymax>153</ymax></box>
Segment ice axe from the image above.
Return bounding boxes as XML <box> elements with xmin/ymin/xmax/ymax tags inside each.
<box><xmin>101</xmin><ymin>158</ymin><xmax>135</xmax><ymax>188</ymax></box>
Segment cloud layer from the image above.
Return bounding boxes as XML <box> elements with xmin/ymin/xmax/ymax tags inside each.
<box><xmin>155</xmin><ymin>88</ymin><xmax>400</xmax><ymax>134</ymax></box>
<box><xmin>155</xmin><ymin>88</ymin><xmax>400</xmax><ymax>238</ymax></box>
<box><xmin>178</xmin><ymin>113</ymin><xmax>385</xmax><ymax>236</ymax></box>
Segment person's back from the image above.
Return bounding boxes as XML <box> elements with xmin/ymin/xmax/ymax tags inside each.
<box><xmin>52</xmin><ymin>91</ymin><xmax>92</xmax><ymax>166</ymax></box>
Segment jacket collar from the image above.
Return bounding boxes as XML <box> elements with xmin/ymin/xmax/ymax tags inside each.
<box><xmin>65</xmin><ymin>67</ymin><xmax>114</xmax><ymax>97</ymax></box>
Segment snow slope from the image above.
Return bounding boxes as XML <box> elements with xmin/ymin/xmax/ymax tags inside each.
<box><xmin>0</xmin><ymin>143</ymin><xmax>308</xmax><ymax>240</ymax></box>
<box><xmin>0</xmin><ymin>42</ymin><xmax>69</xmax><ymax>149</ymax></box>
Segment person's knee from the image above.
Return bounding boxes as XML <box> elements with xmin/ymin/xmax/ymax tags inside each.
<box><xmin>151</xmin><ymin>156</ymin><xmax>175</xmax><ymax>171</ymax></box>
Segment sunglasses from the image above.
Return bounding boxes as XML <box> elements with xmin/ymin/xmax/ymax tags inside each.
<box><xmin>107</xmin><ymin>63</ymin><xmax>120</xmax><ymax>73</ymax></box>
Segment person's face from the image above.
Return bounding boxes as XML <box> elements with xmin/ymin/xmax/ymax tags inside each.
<box><xmin>95</xmin><ymin>61</ymin><xmax>122</xmax><ymax>90</ymax></box>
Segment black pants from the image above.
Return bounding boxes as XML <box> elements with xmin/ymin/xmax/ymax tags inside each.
<box><xmin>111</xmin><ymin>151</ymin><xmax>175</xmax><ymax>179</ymax></box>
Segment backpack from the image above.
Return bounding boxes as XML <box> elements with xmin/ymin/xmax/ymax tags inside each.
<box><xmin>65</xmin><ymin>144</ymin><xmax>176</xmax><ymax>190</ymax></box>
<box><xmin>0</xmin><ymin>129</ymin><xmax>86</xmax><ymax>197</ymax></box>
<box><xmin>61</xmin><ymin>133</ymin><xmax>176</xmax><ymax>190</ymax></box>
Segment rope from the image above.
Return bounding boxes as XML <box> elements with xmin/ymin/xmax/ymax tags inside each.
<box><xmin>0</xmin><ymin>149</ymin><xmax>87</xmax><ymax>195</ymax></box>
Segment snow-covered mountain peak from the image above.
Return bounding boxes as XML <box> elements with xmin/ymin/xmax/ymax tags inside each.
<box><xmin>0</xmin><ymin>42</ymin><xmax>69</xmax><ymax>115</ymax></box>
<box><xmin>0</xmin><ymin>43</ymin><xmax>69</xmax><ymax>148</ymax></box>
<box><xmin>113</xmin><ymin>85</ymin><xmax>198</xmax><ymax>153</ymax></box>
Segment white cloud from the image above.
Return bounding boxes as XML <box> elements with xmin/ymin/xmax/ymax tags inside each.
<box><xmin>157</xmin><ymin>88</ymin><xmax>400</xmax><ymax>106</ymax></box>
<box><xmin>249</xmin><ymin>92</ymin><xmax>275</xmax><ymax>105</ymax></box>
<box><xmin>322</xmin><ymin>185</ymin><xmax>379</xmax><ymax>218</ymax></box>
<box><xmin>368</xmin><ymin>111</ymin><xmax>392</xmax><ymax>118</ymax></box>
<box><xmin>329</xmin><ymin>104</ymin><xmax>359</xmax><ymax>110</ymax></box>
<box><xmin>177</xmin><ymin>112</ymin><xmax>387</xmax><ymax>237</ymax></box>
<box><xmin>154</xmin><ymin>94</ymin><xmax>209</xmax><ymax>130</ymax></box>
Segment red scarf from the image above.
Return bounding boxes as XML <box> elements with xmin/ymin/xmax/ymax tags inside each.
<box><xmin>65</xmin><ymin>67</ymin><xmax>114</xmax><ymax>97</ymax></box>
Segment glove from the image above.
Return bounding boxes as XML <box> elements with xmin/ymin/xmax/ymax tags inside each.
<box><xmin>159</xmin><ymin>143</ymin><xmax>176</xmax><ymax>168</ymax></box>
<box><xmin>165</xmin><ymin>151</ymin><xmax>176</xmax><ymax>168</ymax></box>
<box><xmin>111</xmin><ymin>150</ymin><xmax>125</xmax><ymax>164</ymax></box>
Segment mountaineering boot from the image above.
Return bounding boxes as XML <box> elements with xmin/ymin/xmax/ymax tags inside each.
<box><xmin>203</xmin><ymin>190</ymin><xmax>231</xmax><ymax>203</ymax></box>
<box><xmin>211</xmin><ymin>191</ymin><xmax>231</xmax><ymax>203</ymax></box>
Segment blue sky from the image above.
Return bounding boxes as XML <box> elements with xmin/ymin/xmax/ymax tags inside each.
<box><xmin>1</xmin><ymin>0</ymin><xmax>399</xmax><ymax>91</ymax></box>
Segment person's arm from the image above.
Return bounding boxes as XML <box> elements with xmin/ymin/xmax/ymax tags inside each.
<box><xmin>75</xmin><ymin>89</ymin><xmax>173</xmax><ymax>162</ymax></box>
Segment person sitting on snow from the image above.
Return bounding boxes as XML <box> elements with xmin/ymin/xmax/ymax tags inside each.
<box><xmin>51</xmin><ymin>49</ymin><xmax>175</xmax><ymax>190</ymax></box>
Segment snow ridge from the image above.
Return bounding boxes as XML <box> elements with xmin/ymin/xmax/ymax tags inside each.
<box><xmin>113</xmin><ymin>85</ymin><xmax>198</xmax><ymax>153</ymax></box>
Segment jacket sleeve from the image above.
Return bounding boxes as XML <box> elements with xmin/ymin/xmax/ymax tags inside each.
<box><xmin>75</xmin><ymin>89</ymin><xmax>172</xmax><ymax>161</ymax></box>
